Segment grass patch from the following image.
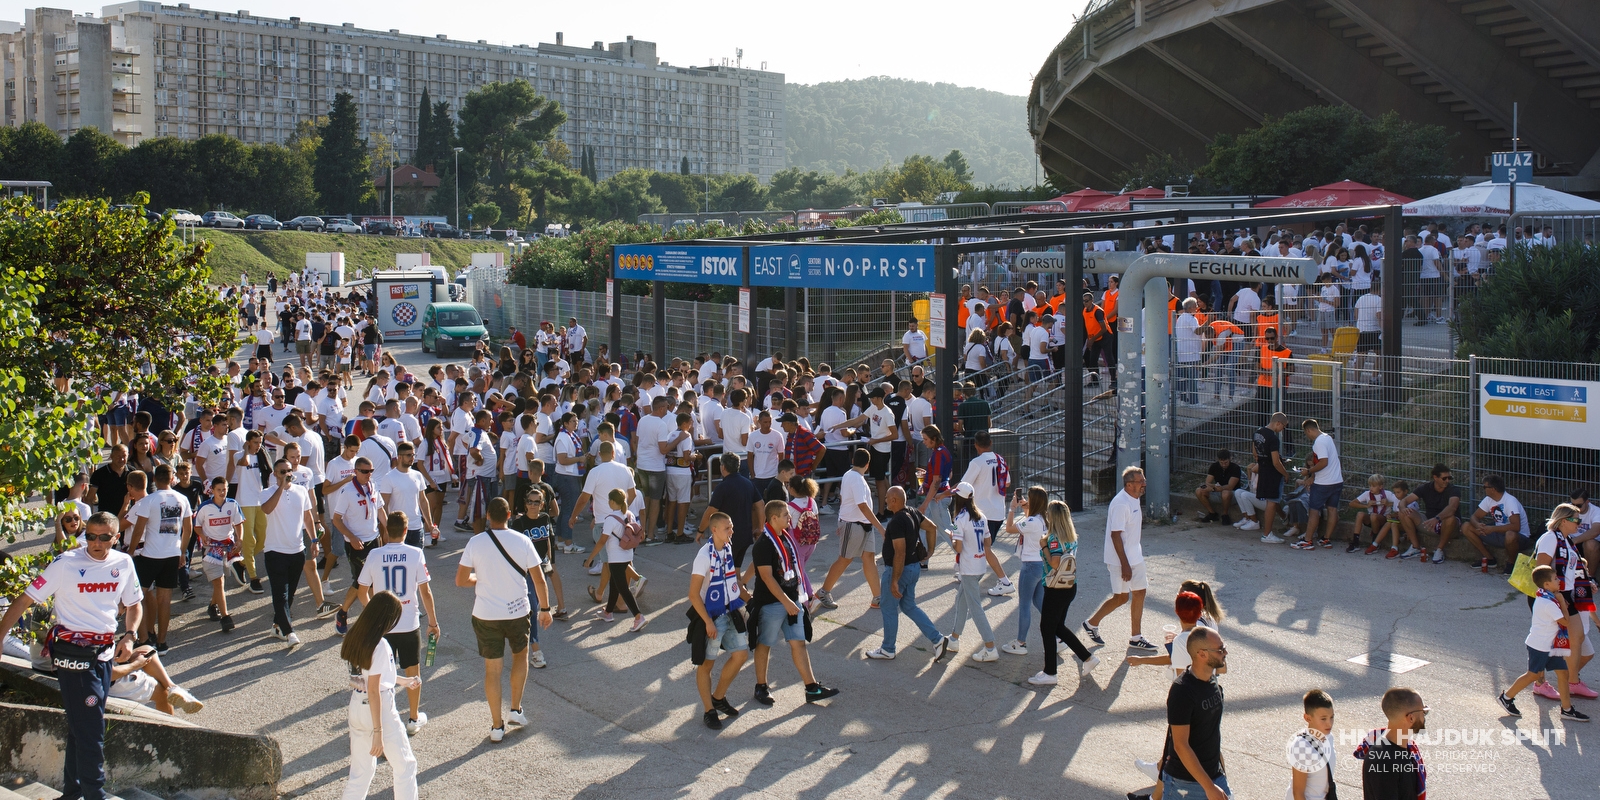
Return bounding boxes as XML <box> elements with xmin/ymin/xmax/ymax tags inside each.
<box><xmin>190</xmin><ymin>230</ymin><xmax>510</xmax><ymax>284</ymax></box>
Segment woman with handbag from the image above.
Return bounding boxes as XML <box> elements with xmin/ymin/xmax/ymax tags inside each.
<box><xmin>1028</xmin><ymin>500</ymin><xmax>1100</xmax><ymax>686</ymax></box>
<box><xmin>944</xmin><ymin>483</ymin><xmax>998</xmax><ymax>663</ymax></box>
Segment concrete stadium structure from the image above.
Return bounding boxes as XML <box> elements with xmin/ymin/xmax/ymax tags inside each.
<box><xmin>1028</xmin><ymin>0</ymin><xmax>1600</xmax><ymax>192</ymax></box>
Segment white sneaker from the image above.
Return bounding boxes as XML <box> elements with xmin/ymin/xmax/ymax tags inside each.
<box><xmin>1400</xmin><ymin>546</ymin><xmax>1421</xmax><ymax>559</ymax></box>
<box><xmin>406</xmin><ymin>712</ymin><xmax>428</xmax><ymax>736</ymax></box>
<box><xmin>507</xmin><ymin>709</ymin><xmax>528</xmax><ymax>726</ymax></box>
<box><xmin>587</xmin><ymin>563</ymin><xmax>603</xmax><ymax>576</ymax></box>
<box><xmin>530</xmin><ymin>651</ymin><xmax>547</xmax><ymax>669</ymax></box>
<box><xmin>630</xmin><ymin>615</ymin><xmax>648</xmax><ymax>633</ymax></box>
<box><xmin>631</xmin><ymin>576</ymin><xmax>647</xmax><ymax>598</ymax></box>
<box><xmin>1260</xmin><ymin>532</ymin><xmax>1284</xmax><ymax>544</ymax></box>
<box><xmin>1135</xmin><ymin>758</ymin><xmax>1161</xmax><ymax>781</ymax></box>
<box><xmin>169</xmin><ymin>686</ymin><xmax>204</xmax><ymax>714</ymax></box>
<box><xmin>1026</xmin><ymin>671</ymin><xmax>1059</xmax><ymax>686</ymax></box>
<box><xmin>489</xmin><ymin>726</ymin><xmax>505</xmax><ymax>743</ymax></box>
<box><xmin>865</xmin><ymin>647</ymin><xmax>897</xmax><ymax>660</ymax></box>
<box><xmin>1232</xmin><ymin>518</ymin><xmax>1248</xmax><ymax>528</ymax></box>
<box><xmin>972</xmin><ymin>647</ymin><xmax>999</xmax><ymax>663</ymax></box>
<box><xmin>1000</xmin><ymin>640</ymin><xmax>1028</xmax><ymax>655</ymax></box>
<box><xmin>1431</xmin><ymin>549</ymin><xmax>1445</xmax><ymax>564</ymax></box>
<box><xmin>1079</xmin><ymin>654</ymin><xmax>1101</xmax><ymax>678</ymax></box>
<box><xmin>987</xmin><ymin>579</ymin><xmax>1017</xmax><ymax>597</ymax></box>
<box><xmin>285</xmin><ymin>632</ymin><xmax>302</xmax><ymax>650</ymax></box>
<box><xmin>1238</xmin><ymin>519</ymin><xmax>1261</xmax><ymax>531</ymax></box>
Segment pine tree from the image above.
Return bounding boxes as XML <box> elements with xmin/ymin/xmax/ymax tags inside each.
<box><xmin>680</xmin><ymin>155</ymin><xmax>690</xmax><ymax>176</ymax></box>
<box><xmin>414</xmin><ymin>86</ymin><xmax>433</xmax><ymax>167</ymax></box>
<box><xmin>313</xmin><ymin>92</ymin><xmax>373</xmax><ymax>213</ymax></box>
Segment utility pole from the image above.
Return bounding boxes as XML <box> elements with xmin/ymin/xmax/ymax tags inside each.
<box><xmin>453</xmin><ymin>146</ymin><xmax>464</xmax><ymax>228</ymax></box>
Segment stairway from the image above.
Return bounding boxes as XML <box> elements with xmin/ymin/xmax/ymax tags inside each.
<box><xmin>0</xmin><ymin>780</ymin><xmax>208</xmax><ymax>800</ymax></box>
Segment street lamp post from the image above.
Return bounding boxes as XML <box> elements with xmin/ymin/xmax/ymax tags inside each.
<box><xmin>453</xmin><ymin>146</ymin><xmax>464</xmax><ymax>229</ymax></box>
<box><xmin>388</xmin><ymin>159</ymin><xmax>396</xmax><ymax>223</ymax></box>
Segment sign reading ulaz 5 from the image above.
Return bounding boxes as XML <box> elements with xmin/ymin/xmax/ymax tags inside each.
<box><xmin>750</xmin><ymin>244</ymin><xmax>936</xmax><ymax>291</ymax></box>
<box><xmin>612</xmin><ymin>244</ymin><xmax>744</xmax><ymax>285</ymax></box>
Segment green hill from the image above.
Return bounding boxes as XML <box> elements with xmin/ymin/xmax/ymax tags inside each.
<box><xmin>189</xmin><ymin>229</ymin><xmax>509</xmax><ymax>283</ymax></box>
<box><xmin>786</xmin><ymin>77</ymin><xmax>1036</xmax><ymax>188</ymax></box>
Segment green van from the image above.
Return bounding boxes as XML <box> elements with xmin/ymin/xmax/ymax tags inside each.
<box><xmin>420</xmin><ymin>302</ymin><xmax>490</xmax><ymax>354</ymax></box>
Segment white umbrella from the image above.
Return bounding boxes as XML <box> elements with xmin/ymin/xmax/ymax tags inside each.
<box><xmin>1402</xmin><ymin>180</ymin><xmax>1600</xmax><ymax>216</ymax></box>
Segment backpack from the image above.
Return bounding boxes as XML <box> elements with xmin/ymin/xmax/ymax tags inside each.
<box><xmin>609</xmin><ymin>513</ymin><xmax>645</xmax><ymax>550</ymax></box>
<box><xmin>789</xmin><ymin>499</ymin><xmax>822</xmax><ymax>546</ymax></box>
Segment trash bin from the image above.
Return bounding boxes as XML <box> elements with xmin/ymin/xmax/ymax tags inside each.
<box><xmin>1307</xmin><ymin>354</ymin><xmax>1337</xmax><ymax>392</ymax></box>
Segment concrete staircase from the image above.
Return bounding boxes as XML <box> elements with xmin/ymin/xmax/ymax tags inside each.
<box><xmin>0</xmin><ymin>780</ymin><xmax>209</xmax><ymax>800</ymax></box>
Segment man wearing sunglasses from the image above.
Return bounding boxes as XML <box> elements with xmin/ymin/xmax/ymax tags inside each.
<box><xmin>1162</xmin><ymin>626</ymin><xmax>1229</xmax><ymax>800</ymax></box>
<box><xmin>331</xmin><ymin>456</ymin><xmax>386</xmax><ymax>635</ymax></box>
<box><xmin>0</xmin><ymin>512</ymin><xmax>142</xmax><ymax>800</ymax></box>
<box><xmin>1398</xmin><ymin>463</ymin><xmax>1460</xmax><ymax>561</ymax></box>
<box><xmin>1358</xmin><ymin>688</ymin><xmax>1429</xmax><ymax>800</ymax></box>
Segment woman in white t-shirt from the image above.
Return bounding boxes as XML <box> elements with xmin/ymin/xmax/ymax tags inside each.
<box><xmin>1001</xmin><ymin>487</ymin><xmax>1049</xmax><ymax>656</ymax></box>
<box><xmin>1316</xmin><ymin>275</ymin><xmax>1341</xmax><ymax>350</ymax></box>
<box><xmin>235</xmin><ymin>430</ymin><xmax>273</xmax><ymax>587</ymax></box>
<box><xmin>339</xmin><ymin>591</ymin><xmax>419</xmax><ymax>800</ymax></box>
<box><xmin>944</xmin><ymin>484</ymin><xmax>998</xmax><ymax>662</ymax></box>
<box><xmin>585</xmin><ymin>489</ymin><xmax>644</xmax><ymax>630</ymax></box>
<box><xmin>417</xmin><ymin>419</ymin><xmax>455</xmax><ymax>545</ymax></box>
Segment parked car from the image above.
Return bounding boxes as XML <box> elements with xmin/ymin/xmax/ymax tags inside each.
<box><xmin>202</xmin><ymin>210</ymin><xmax>244</xmax><ymax>228</ymax></box>
<box><xmin>167</xmin><ymin>209</ymin><xmax>203</xmax><ymax>226</ymax></box>
<box><xmin>113</xmin><ymin>204</ymin><xmax>163</xmax><ymax>224</ymax></box>
<box><xmin>363</xmin><ymin>220</ymin><xmax>399</xmax><ymax>236</ymax></box>
<box><xmin>322</xmin><ymin>217</ymin><xmax>362</xmax><ymax>234</ymax></box>
<box><xmin>283</xmin><ymin>215</ymin><xmax>325</xmax><ymax>232</ymax></box>
<box><xmin>420</xmin><ymin>302</ymin><xmax>490</xmax><ymax>354</ymax></box>
<box><xmin>421</xmin><ymin>221</ymin><xmax>463</xmax><ymax>239</ymax></box>
<box><xmin>243</xmin><ymin>214</ymin><xmax>283</xmax><ymax>230</ymax></box>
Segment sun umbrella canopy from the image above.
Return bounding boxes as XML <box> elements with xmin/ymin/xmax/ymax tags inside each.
<box><xmin>1255</xmin><ymin>180</ymin><xmax>1412</xmax><ymax>208</ymax></box>
<box><xmin>1080</xmin><ymin>186</ymin><xmax>1167</xmax><ymax>212</ymax></box>
<box><xmin>1402</xmin><ymin>180</ymin><xmax>1600</xmax><ymax>216</ymax></box>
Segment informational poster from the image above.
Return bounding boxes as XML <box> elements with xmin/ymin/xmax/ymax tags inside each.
<box><xmin>929</xmin><ymin>293</ymin><xmax>946</xmax><ymax>349</ymax></box>
<box><xmin>605</xmin><ymin>279</ymin><xmax>614</xmax><ymax>317</ymax></box>
<box><xmin>738</xmin><ymin>287</ymin><xmax>751</xmax><ymax>334</ymax></box>
<box><xmin>1480</xmin><ymin>373</ymin><xmax>1600</xmax><ymax>450</ymax></box>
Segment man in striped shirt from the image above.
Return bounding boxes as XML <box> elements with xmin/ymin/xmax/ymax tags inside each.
<box><xmin>780</xmin><ymin>413</ymin><xmax>824</xmax><ymax>478</ymax></box>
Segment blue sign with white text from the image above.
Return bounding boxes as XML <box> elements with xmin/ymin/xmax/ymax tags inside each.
<box><xmin>749</xmin><ymin>244</ymin><xmax>937</xmax><ymax>291</ymax></box>
<box><xmin>613</xmin><ymin>244</ymin><xmax>744</xmax><ymax>285</ymax></box>
<box><xmin>1484</xmin><ymin>379</ymin><xmax>1585</xmax><ymax>404</ymax></box>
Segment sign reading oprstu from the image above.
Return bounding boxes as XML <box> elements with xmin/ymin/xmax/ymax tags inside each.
<box><xmin>1479</xmin><ymin>373</ymin><xmax>1600</xmax><ymax>450</ymax></box>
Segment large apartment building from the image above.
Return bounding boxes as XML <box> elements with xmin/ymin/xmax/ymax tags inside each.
<box><xmin>0</xmin><ymin>3</ymin><xmax>786</xmax><ymax>181</ymax></box>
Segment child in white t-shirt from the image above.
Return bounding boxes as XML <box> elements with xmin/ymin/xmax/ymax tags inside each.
<box><xmin>1497</xmin><ymin>565</ymin><xmax>1589</xmax><ymax>722</ymax></box>
<box><xmin>1349</xmin><ymin>473</ymin><xmax>1400</xmax><ymax>555</ymax></box>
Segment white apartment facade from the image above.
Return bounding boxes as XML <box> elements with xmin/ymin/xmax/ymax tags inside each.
<box><xmin>1</xmin><ymin>3</ymin><xmax>786</xmax><ymax>181</ymax></box>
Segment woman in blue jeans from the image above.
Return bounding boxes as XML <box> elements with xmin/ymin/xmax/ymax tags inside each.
<box><xmin>1000</xmin><ymin>487</ymin><xmax>1049</xmax><ymax>656</ymax></box>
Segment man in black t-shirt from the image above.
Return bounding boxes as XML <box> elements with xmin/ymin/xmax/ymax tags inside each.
<box><xmin>763</xmin><ymin>461</ymin><xmax>795</xmax><ymax>505</ymax></box>
<box><xmin>1398</xmin><ymin>463</ymin><xmax>1461</xmax><ymax>561</ymax></box>
<box><xmin>748</xmin><ymin>500</ymin><xmax>838</xmax><ymax>707</ymax></box>
<box><xmin>1194</xmin><ymin>449</ymin><xmax>1243</xmax><ymax>525</ymax></box>
<box><xmin>1248</xmin><ymin>413</ymin><xmax>1290</xmax><ymax>541</ymax></box>
<box><xmin>865</xmin><ymin>487</ymin><xmax>946</xmax><ymax>661</ymax></box>
<box><xmin>88</xmin><ymin>444</ymin><xmax>133</xmax><ymax>515</ymax></box>
<box><xmin>698</xmin><ymin>453</ymin><xmax>761</xmax><ymax>564</ymax></box>
<box><xmin>1162</xmin><ymin>627</ymin><xmax>1230</xmax><ymax>798</ymax></box>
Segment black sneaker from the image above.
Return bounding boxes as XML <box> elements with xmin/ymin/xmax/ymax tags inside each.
<box><xmin>1497</xmin><ymin>691</ymin><xmax>1520</xmax><ymax>717</ymax></box>
<box><xmin>1197</xmin><ymin>512</ymin><xmax>1217</xmax><ymax>523</ymax></box>
<box><xmin>1345</xmin><ymin>540</ymin><xmax>1361</xmax><ymax>553</ymax></box>
<box><xmin>155</xmin><ymin>641</ymin><xmax>170</xmax><ymax>654</ymax></box>
<box><xmin>219</xmin><ymin>614</ymin><xmax>235</xmax><ymax>633</ymax></box>
<box><xmin>248</xmin><ymin>578</ymin><xmax>264</xmax><ymax>595</ymax></box>
<box><xmin>336</xmin><ymin>609</ymin><xmax>350</xmax><ymax>635</ymax></box>
<box><xmin>711</xmin><ymin>696</ymin><xmax>740</xmax><ymax>718</ymax></box>
<box><xmin>805</xmin><ymin>683</ymin><xmax>840</xmax><ymax>703</ymax></box>
<box><xmin>182</xmin><ymin>587</ymin><xmax>196</xmax><ymax>601</ymax></box>
<box><xmin>753</xmin><ymin>683</ymin><xmax>774</xmax><ymax>706</ymax></box>
<box><xmin>1081</xmin><ymin>621</ymin><xmax>1105</xmax><ymax>646</ymax></box>
<box><xmin>703</xmin><ymin>709</ymin><xmax>723</xmax><ymax>730</ymax></box>
<box><xmin>207</xmin><ymin>603</ymin><xmax>221</xmax><ymax>621</ymax></box>
<box><xmin>232</xmin><ymin>560</ymin><xmax>248</xmax><ymax>584</ymax></box>
<box><xmin>1561</xmin><ymin>706</ymin><xmax>1591</xmax><ymax>723</ymax></box>
<box><xmin>1219</xmin><ymin>515</ymin><xmax>1232</xmax><ymax>525</ymax></box>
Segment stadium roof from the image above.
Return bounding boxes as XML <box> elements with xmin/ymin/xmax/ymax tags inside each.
<box><xmin>1028</xmin><ymin>0</ymin><xmax>1600</xmax><ymax>192</ymax></box>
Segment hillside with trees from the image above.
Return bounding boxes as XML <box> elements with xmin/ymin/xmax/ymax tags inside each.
<box><xmin>786</xmin><ymin>77</ymin><xmax>1036</xmax><ymax>188</ymax></box>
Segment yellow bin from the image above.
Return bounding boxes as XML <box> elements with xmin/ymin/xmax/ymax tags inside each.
<box><xmin>1306</xmin><ymin>354</ymin><xmax>1337</xmax><ymax>391</ymax></box>
<box><xmin>912</xmin><ymin>298</ymin><xmax>930</xmax><ymax>337</ymax></box>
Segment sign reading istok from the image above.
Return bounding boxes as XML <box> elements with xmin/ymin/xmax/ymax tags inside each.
<box><xmin>613</xmin><ymin>244</ymin><xmax>744</xmax><ymax>285</ymax></box>
<box><xmin>1480</xmin><ymin>373</ymin><xmax>1600</xmax><ymax>450</ymax></box>
<box><xmin>750</xmin><ymin>244</ymin><xmax>936</xmax><ymax>291</ymax></box>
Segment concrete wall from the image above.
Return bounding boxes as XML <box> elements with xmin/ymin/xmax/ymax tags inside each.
<box><xmin>76</xmin><ymin>20</ymin><xmax>112</xmax><ymax>136</ymax></box>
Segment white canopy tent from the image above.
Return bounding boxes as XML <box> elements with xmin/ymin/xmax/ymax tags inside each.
<box><xmin>1403</xmin><ymin>180</ymin><xmax>1600</xmax><ymax>217</ymax></box>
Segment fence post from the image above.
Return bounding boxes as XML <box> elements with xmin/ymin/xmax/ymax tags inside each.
<box><xmin>607</xmin><ymin>254</ymin><xmax>622</xmax><ymax>361</ymax></box>
<box><xmin>1468</xmin><ymin>354</ymin><xmax>1477</xmax><ymax>497</ymax></box>
<box><xmin>1066</xmin><ymin>245</ymin><xmax>1084</xmax><ymax>511</ymax></box>
<box><xmin>785</xmin><ymin>287</ymin><xmax>798</xmax><ymax>359</ymax></box>
<box><xmin>935</xmin><ymin>244</ymin><xmax>959</xmax><ymax>447</ymax></box>
<box><xmin>652</xmin><ymin>281</ymin><xmax>666</xmax><ymax>365</ymax></box>
<box><xmin>742</xmin><ymin>246</ymin><xmax>757</xmax><ymax>368</ymax></box>
<box><xmin>1382</xmin><ymin>205</ymin><xmax>1404</xmax><ymax>408</ymax></box>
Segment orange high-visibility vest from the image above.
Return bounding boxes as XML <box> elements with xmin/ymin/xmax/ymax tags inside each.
<box><xmin>1258</xmin><ymin>344</ymin><xmax>1292</xmax><ymax>387</ymax></box>
<box><xmin>1083</xmin><ymin>305</ymin><xmax>1105</xmax><ymax>339</ymax></box>
<box><xmin>1104</xmin><ymin>288</ymin><xmax>1119</xmax><ymax>323</ymax></box>
<box><xmin>1167</xmin><ymin>296</ymin><xmax>1179</xmax><ymax>334</ymax></box>
<box><xmin>1255</xmin><ymin>311</ymin><xmax>1280</xmax><ymax>343</ymax></box>
<box><xmin>1209</xmin><ymin>319</ymin><xmax>1245</xmax><ymax>352</ymax></box>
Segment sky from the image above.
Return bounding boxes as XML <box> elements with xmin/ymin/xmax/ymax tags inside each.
<box><xmin>0</xmin><ymin>0</ymin><xmax>1093</xmax><ymax>96</ymax></box>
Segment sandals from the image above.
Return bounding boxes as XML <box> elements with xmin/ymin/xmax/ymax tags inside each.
<box><xmin>586</xmin><ymin>586</ymin><xmax>601</xmax><ymax>604</ymax></box>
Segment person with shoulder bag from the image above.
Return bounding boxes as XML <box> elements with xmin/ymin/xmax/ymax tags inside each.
<box><xmin>1029</xmin><ymin>500</ymin><xmax>1101</xmax><ymax>686</ymax></box>
<box><xmin>585</xmin><ymin>489</ymin><xmax>645</xmax><ymax>631</ymax></box>
<box><xmin>687</xmin><ymin>512</ymin><xmax>750</xmax><ymax>729</ymax></box>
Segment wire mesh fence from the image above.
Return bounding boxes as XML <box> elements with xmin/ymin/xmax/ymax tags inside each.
<box><xmin>803</xmin><ymin>288</ymin><xmax>921</xmax><ymax>369</ymax></box>
<box><xmin>1510</xmin><ymin>213</ymin><xmax>1600</xmax><ymax>248</ymax></box>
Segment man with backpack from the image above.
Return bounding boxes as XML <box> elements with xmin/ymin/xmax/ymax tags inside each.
<box><xmin>865</xmin><ymin>487</ymin><xmax>945</xmax><ymax>661</ymax></box>
<box><xmin>958</xmin><ymin>431</ymin><xmax>1017</xmax><ymax>596</ymax></box>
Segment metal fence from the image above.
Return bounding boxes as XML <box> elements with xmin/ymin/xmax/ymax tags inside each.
<box><xmin>1509</xmin><ymin>213</ymin><xmax>1600</xmax><ymax>248</ymax></box>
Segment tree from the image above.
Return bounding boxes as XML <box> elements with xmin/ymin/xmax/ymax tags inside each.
<box><xmin>876</xmin><ymin>155</ymin><xmax>969</xmax><ymax>203</ymax></box>
<box><xmin>563</xmin><ymin>168</ymin><xmax>663</xmax><ymax>224</ymax></box>
<box><xmin>767</xmin><ymin>167</ymin><xmax>857</xmax><ymax>209</ymax></box>
<box><xmin>56</xmin><ymin>127</ymin><xmax>125</xmax><ymax>199</ymax></box>
<box><xmin>193</xmin><ymin>134</ymin><xmax>255</xmax><ymax>211</ymax></box>
<box><xmin>116</xmin><ymin>138</ymin><xmax>202</xmax><ymax>211</ymax></box>
<box><xmin>1195</xmin><ymin>106</ymin><xmax>1460</xmax><ymax>199</ymax></box>
<box><xmin>463</xmin><ymin>201</ymin><xmax>501</xmax><ymax>229</ymax></box>
<box><xmin>247</xmin><ymin>143</ymin><xmax>318</xmax><ymax>219</ymax></box>
<box><xmin>414</xmin><ymin>86</ymin><xmax>434</xmax><ymax>168</ymax></box>
<box><xmin>1114</xmin><ymin>152</ymin><xmax>1194</xmax><ymax>194</ymax></box>
<box><xmin>314</xmin><ymin>91</ymin><xmax>374</xmax><ymax>213</ymax></box>
<box><xmin>680</xmin><ymin>156</ymin><xmax>691</xmax><ymax>176</ymax></box>
<box><xmin>0</xmin><ymin>121</ymin><xmax>64</xmax><ymax>183</ymax></box>
<box><xmin>711</xmin><ymin>174</ymin><xmax>768</xmax><ymax>212</ymax></box>
<box><xmin>456</xmin><ymin>80</ymin><xmax>567</xmax><ymax>224</ymax></box>
<box><xmin>942</xmin><ymin>150</ymin><xmax>972</xmax><ymax>184</ymax></box>
<box><xmin>1456</xmin><ymin>244</ymin><xmax>1600</xmax><ymax>361</ymax></box>
<box><xmin>0</xmin><ymin>195</ymin><xmax>235</xmax><ymax>540</ymax></box>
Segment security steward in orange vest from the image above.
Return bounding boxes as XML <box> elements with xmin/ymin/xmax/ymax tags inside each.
<box><xmin>1255</xmin><ymin>295</ymin><xmax>1281</xmax><ymax>345</ymax></box>
<box><xmin>1256</xmin><ymin>326</ymin><xmax>1293</xmax><ymax>423</ymax></box>
<box><xmin>1081</xmin><ymin>292</ymin><xmax>1110</xmax><ymax>385</ymax></box>
<box><xmin>1102</xmin><ymin>275</ymin><xmax>1120</xmax><ymax>367</ymax></box>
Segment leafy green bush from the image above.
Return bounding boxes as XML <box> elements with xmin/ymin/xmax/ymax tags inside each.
<box><xmin>1456</xmin><ymin>243</ymin><xmax>1600</xmax><ymax>361</ymax></box>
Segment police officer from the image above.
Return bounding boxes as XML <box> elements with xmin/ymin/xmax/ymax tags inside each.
<box><xmin>0</xmin><ymin>511</ymin><xmax>144</xmax><ymax>800</ymax></box>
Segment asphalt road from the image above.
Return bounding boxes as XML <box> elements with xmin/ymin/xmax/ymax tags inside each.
<box><xmin>15</xmin><ymin>333</ymin><xmax>1597</xmax><ymax>799</ymax></box>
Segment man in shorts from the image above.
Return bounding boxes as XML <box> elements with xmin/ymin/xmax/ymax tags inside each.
<box><xmin>816</xmin><ymin>448</ymin><xmax>885</xmax><ymax>609</ymax></box>
<box><xmin>1082</xmin><ymin>466</ymin><xmax>1160</xmax><ymax>653</ymax></box>
<box><xmin>358</xmin><ymin>512</ymin><xmax>439</xmax><ymax>735</ymax></box>
<box><xmin>863</xmin><ymin>389</ymin><xmax>898</xmax><ymax>506</ymax></box>
<box><xmin>1460</xmin><ymin>474</ymin><xmax>1530</xmax><ymax>572</ymax></box>
<box><xmin>1352</xmin><ymin>282</ymin><xmax>1383</xmax><ymax>383</ymax></box>
<box><xmin>128</xmin><ymin>464</ymin><xmax>193</xmax><ymax>651</ymax></box>
<box><xmin>688</xmin><ymin>512</ymin><xmax>749</xmax><ymax>729</ymax></box>
<box><xmin>456</xmin><ymin>498</ymin><xmax>552</xmax><ymax>743</ymax></box>
<box><xmin>1193</xmin><ymin>449</ymin><xmax>1242</xmax><ymax>525</ymax></box>
<box><xmin>633</xmin><ymin>396</ymin><xmax>673</xmax><ymax>544</ymax></box>
<box><xmin>1294</xmin><ymin>419</ymin><xmax>1343</xmax><ymax>550</ymax></box>
<box><xmin>749</xmin><ymin>501</ymin><xmax>839</xmax><ymax>708</ymax></box>
<box><xmin>1247</xmin><ymin>413</ymin><xmax>1290</xmax><ymax>540</ymax></box>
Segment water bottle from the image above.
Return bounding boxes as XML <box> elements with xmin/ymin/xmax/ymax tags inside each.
<box><xmin>424</xmin><ymin>632</ymin><xmax>438</xmax><ymax>668</ymax></box>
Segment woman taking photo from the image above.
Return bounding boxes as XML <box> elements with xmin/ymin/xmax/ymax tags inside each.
<box><xmin>339</xmin><ymin>590</ymin><xmax>419</xmax><ymax>800</ymax></box>
<box><xmin>1028</xmin><ymin>500</ymin><xmax>1100</xmax><ymax>686</ymax></box>
<box><xmin>1000</xmin><ymin>487</ymin><xmax>1049</xmax><ymax>656</ymax></box>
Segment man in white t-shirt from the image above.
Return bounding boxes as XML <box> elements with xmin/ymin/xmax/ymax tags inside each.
<box><xmin>719</xmin><ymin>390</ymin><xmax>755</xmax><ymax>461</ymax></box>
<box><xmin>1083</xmin><ymin>466</ymin><xmax>1158</xmax><ymax>652</ymax></box>
<box><xmin>356</xmin><ymin>418</ymin><xmax>398</xmax><ymax>486</ymax></box>
<box><xmin>331</xmin><ymin>456</ymin><xmax>387</xmax><ymax>633</ymax></box>
<box><xmin>1418</xmin><ymin>234</ymin><xmax>1444</xmax><ymax>322</ymax></box>
<box><xmin>745</xmin><ymin>410</ymin><xmax>786</xmax><ymax>495</ymax></box>
<box><xmin>1352</xmin><ymin>284</ymin><xmax>1384</xmax><ymax>383</ymax></box>
<box><xmin>1459</xmin><ymin>474</ymin><xmax>1531</xmax><ymax>570</ymax></box>
<box><xmin>901</xmin><ymin>318</ymin><xmax>927</xmax><ymax>364</ymax></box>
<box><xmin>862</xmin><ymin>389</ymin><xmax>899</xmax><ymax>505</ymax></box>
<box><xmin>380</xmin><ymin>442</ymin><xmax>439</xmax><ymax>548</ymax></box>
<box><xmin>128</xmin><ymin>464</ymin><xmax>193</xmax><ymax>651</ymax></box>
<box><xmin>569</xmin><ymin>441</ymin><xmax>637</xmax><ymax>551</ymax></box>
<box><xmin>1229</xmin><ymin>284</ymin><xmax>1260</xmax><ymax>326</ymax></box>
<box><xmin>816</xmin><ymin>448</ymin><xmax>885</xmax><ymax>609</ymax></box>
<box><xmin>455</xmin><ymin>497</ymin><xmax>551</xmax><ymax>742</ymax></box>
<box><xmin>358</xmin><ymin>510</ymin><xmax>439</xmax><ymax>735</ymax></box>
<box><xmin>633</xmin><ymin>397</ymin><xmax>672</xmax><ymax>543</ymax></box>
<box><xmin>449</xmin><ymin>392</ymin><xmax>478</xmax><ymax>529</ymax></box>
<box><xmin>294</xmin><ymin>314</ymin><xmax>313</xmax><ymax>369</ymax></box>
<box><xmin>1297</xmin><ymin>418</ymin><xmax>1343</xmax><ymax>551</ymax></box>
<box><xmin>1173</xmin><ymin>298</ymin><xmax>1202</xmax><ymax>405</ymax></box>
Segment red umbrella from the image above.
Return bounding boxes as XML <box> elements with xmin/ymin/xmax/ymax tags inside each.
<box><xmin>1255</xmin><ymin>180</ymin><xmax>1413</xmax><ymax>208</ymax></box>
<box><xmin>1080</xmin><ymin>186</ymin><xmax>1168</xmax><ymax>212</ymax></box>
<box><xmin>1024</xmin><ymin>188</ymin><xmax>1119</xmax><ymax>213</ymax></box>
